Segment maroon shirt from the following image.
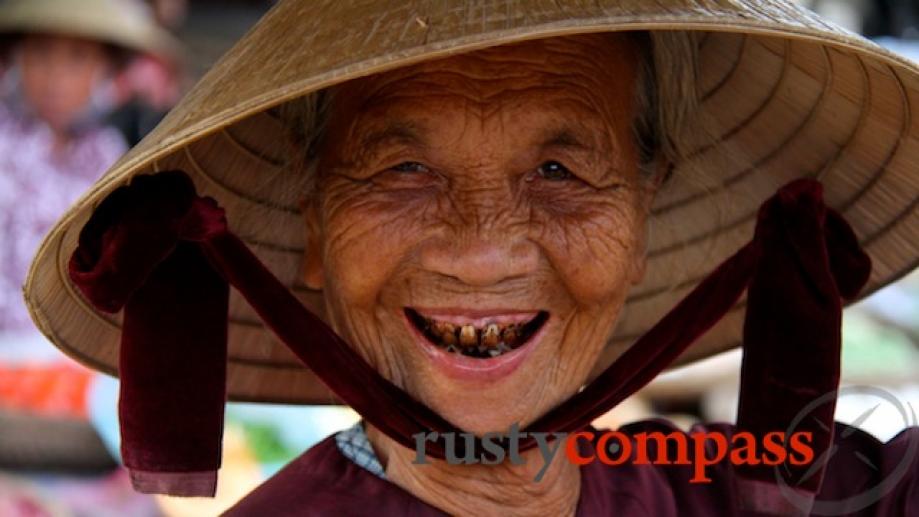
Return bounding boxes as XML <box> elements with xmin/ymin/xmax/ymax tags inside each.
<box><xmin>225</xmin><ymin>420</ymin><xmax>919</xmax><ymax>516</ymax></box>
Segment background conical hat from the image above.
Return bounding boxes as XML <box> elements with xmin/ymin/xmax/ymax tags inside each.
<box><xmin>24</xmin><ymin>0</ymin><xmax>919</xmax><ymax>404</ymax></box>
<box><xmin>0</xmin><ymin>0</ymin><xmax>180</xmax><ymax>58</ymax></box>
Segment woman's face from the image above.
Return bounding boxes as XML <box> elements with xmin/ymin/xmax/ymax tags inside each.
<box><xmin>306</xmin><ymin>33</ymin><xmax>656</xmax><ymax>434</ymax></box>
<box><xmin>18</xmin><ymin>34</ymin><xmax>111</xmax><ymax>134</ymax></box>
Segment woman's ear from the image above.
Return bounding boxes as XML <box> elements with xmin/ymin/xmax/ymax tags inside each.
<box><xmin>301</xmin><ymin>197</ymin><xmax>324</xmax><ymax>290</ymax></box>
<box><xmin>628</xmin><ymin>198</ymin><xmax>650</xmax><ymax>287</ymax></box>
<box><xmin>629</xmin><ymin>240</ymin><xmax>648</xmax><ymax>286</ymax></box>
<box><xmin>630</xmin><ymin>160</ymin><xmax>668</xmax><ymax>286</ymax></box>
<box><xmin>652</xmin><ymin>159</ymin><xmax>673</xmax><ymax>190</ymax></box>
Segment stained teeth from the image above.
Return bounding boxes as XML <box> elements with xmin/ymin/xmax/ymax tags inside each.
<box><xmin>431</xmin><ymin>321</ymin><xmax>457</xmax><ymax>346</ymax></box>
<box><xmin>502</xmin><ymin>327</ymin><xmax>518</xmax><ymax>347</ymax></box>
<box><xmin>411</xmin><ymin>310</ymin><xmax>546</xmax><ymax>358</ymax></box>
<box><xmin>459</xmin><ymin>325</ymin><xmax>478</xmax><ymax>347</ymax></box>
<box><xmin>482</xmin><ymin>324</ymin><xmax>500</xmax><ymax>347</ymax></box>
<box><xmin>432</xmin><ymin>321</ymin><xmax>455</xmax><ymax>335</ymax></box>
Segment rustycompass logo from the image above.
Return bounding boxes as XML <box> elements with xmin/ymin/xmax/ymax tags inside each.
<box><xmin>412</xmin><ymin>423</ymin><xmax>816</xmax><ymax>482</ymax></box>
<box><xmin>411</xmin><ymin>387</ymin><xmax>917</xmax><ymax>491</ymax></box>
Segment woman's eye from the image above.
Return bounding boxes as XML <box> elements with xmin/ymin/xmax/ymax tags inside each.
<box><xmin>390</xmin><ymin>161</ymin><xmax>430</xmax><ymax>173</ymax></box>
<box><xmin>536</xmin><ymin>161</ymin><xmax>573</xmax><ymax>181</ymax></box>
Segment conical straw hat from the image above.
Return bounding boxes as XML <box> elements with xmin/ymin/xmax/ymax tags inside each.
<box><xmin>0</xmin><ymin>0</ymin><xmax>179</xmax><ymax>58</ymax></box>
<box><xmin>24</xmin><ymin>0</ymin><xmax>919</xmax><ymax>404</ymax></box>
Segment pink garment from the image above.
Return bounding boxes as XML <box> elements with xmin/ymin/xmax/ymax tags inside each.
<box><xmin>0</xmin><ymin>101</ymin><xmax>126</xmax><ymax>333</ymax></box>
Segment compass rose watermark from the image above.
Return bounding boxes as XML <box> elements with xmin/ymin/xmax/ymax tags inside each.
<box><xmin>776</xmin><ymin>385</ymin><xmax>918</xmax><ymax>515</ymax></box>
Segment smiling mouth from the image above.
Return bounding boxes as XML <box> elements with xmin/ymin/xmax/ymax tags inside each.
<box><xmin>405</xmin><ymin>308</ymin><xmax>549</xmax><ymax>359</ymax></box>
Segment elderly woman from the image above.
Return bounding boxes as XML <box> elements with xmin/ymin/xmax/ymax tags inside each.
<box><xmin>24</xmin><ymin>1</ymin><xmax>918</xmax><ymax>515</ymax></box>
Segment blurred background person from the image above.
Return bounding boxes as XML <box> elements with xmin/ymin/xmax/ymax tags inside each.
<box><xmin>0</xmin><ymin>0</ymin><xmax>179</xmax><ymax>351</ymax></box>
<box><xmin>0</xmin><ymin>0</ymin><xmax>178</xmax><ymax>514</ymax></box>
<box><xmin>149</xmin><ymin>0</ymin><xmax>188</xmax><ymax>30</ymax></box>
<box><xmin>105</xmin><ymin>45</ymin><xmax>183</xmax><ymax>146</ymax></box>
<box><xmin>106</xmin><ymin>0</ymin><xmax>186</xmax><ymax>146</ymax></box>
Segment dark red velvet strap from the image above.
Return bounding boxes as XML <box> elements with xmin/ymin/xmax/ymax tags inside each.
<box><xmin>70</xmin><ymin>175</ymin><xmax>232</xmax><ymax>495</ymax></box>
<box><xmin>68</xmin><ymin>171</ymin><xmax>870</xmax><ymax>497</ymax></box>
<box><xmin>735</xmin><ymin>181</ymin><xmax>870</xmax><ymax>494</ymax></box>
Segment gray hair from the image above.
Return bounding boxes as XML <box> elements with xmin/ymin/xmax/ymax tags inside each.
<box><xmin>634</xmin><ymin>30</ymin><xmax>702</xmax><ymax>180</ymax></box>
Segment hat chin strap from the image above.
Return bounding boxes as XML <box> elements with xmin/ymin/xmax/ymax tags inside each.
<box><xmin>68</xmin><ymin>170</ymin><xmax>870</xmax><ymax>498</ymax></box>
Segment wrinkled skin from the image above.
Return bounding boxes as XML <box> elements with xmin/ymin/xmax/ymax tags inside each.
<box><xmin>303</xmin><ymin>33</ymin><xmax>660</xmax><ymax>516</ymax></box>
<box><xmin>17</xmin><ymin>34</ymin><xmax>112</xmax><ymax>140</ymax></box>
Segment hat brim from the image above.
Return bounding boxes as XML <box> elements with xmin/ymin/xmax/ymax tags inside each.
<box><xmin>25</xmin><ymin>0</ymin><xmax>919</xmax><ymax>404</ymax></box>
<box><xmin>0</xmin><ymin>0</ymin><xmax>181</xmax><ymax>60</ymax></box>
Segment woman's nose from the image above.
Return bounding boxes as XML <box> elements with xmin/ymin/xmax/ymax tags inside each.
<box><xmin>419</xmin><ymin>231</ymin><xmax>540</xmax><ymax>287</ymax></box>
